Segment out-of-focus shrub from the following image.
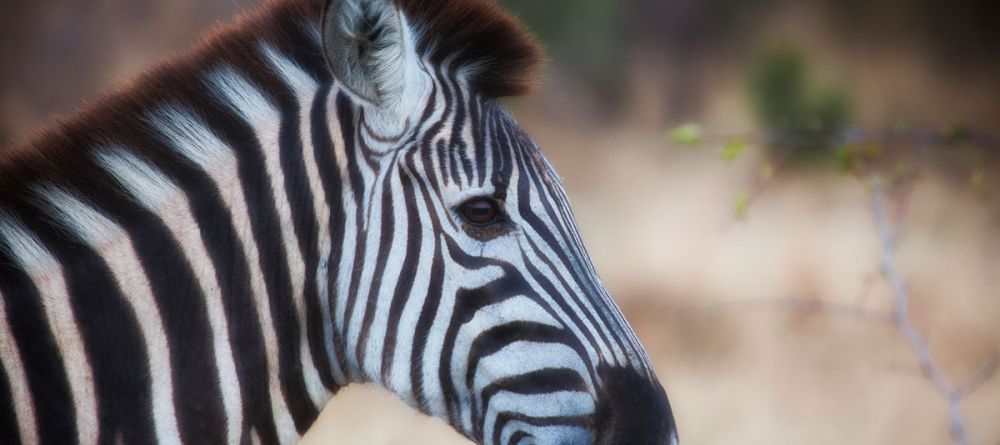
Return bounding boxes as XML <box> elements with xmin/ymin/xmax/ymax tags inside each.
<box><xmin>747</xmin><ymin>44</ymin><xmax>852</xmax><ymax>162</ymax></box>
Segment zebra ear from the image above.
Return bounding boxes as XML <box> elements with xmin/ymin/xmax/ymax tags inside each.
<box><xmin>322</xmin><ymin>0</ymin><xmax>415</xmax><ymax>108</ymax></box>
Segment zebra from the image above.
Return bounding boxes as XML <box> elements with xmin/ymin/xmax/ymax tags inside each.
<box><xmin>0</xmin><ymin>0</ymin><xmax>678</xmax><ymax>443</ymax></box>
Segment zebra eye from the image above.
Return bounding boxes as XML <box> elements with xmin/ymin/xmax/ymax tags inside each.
<box><xmin>458</xmin><ymin>198</ymin><xmax>502</xmax><ymax>226</ymax></box>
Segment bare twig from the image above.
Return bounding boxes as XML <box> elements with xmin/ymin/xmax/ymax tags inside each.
<box><xmin>681</xmin><ymin>125</ymin><xmax>1000</xmax><ymax>442</ymax></box>
<box><xmin>870</xmin><ymin>176</ymin><xmax>972</xmax><ymax>445</ymax></box>
<box><xmin>670</xmin><ymin>296</ymin><xmax>894</xmax><ymax>324</ymax></box>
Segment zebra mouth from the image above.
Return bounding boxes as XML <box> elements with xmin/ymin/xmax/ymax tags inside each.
<box><xmin>593</xmin><ymin>365</ymin><xmax>678</xmax><ymax>445</ymax></box>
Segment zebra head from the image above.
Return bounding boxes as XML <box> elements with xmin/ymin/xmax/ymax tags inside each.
<box><xmin>321</xmin><ymin>1</ymin><xmax>678</xmax><ymax>444</ymax></box>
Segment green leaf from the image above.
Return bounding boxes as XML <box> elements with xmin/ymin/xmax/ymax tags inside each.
<box><xmin>835</xmin><ymin>145</ymin><xmax>854</xmax><ymax>172</ymax></box>
<box><xmin>667</xmin><ymin>123</ymin><xmax>703</xmax><ymax>147</ymax></box>
<box><xmin>720</xmin><ymin>138</ymin><xmax>746</xmax><ymax>163</ymax></box>
<box><xmin>733</xmin><ymin>193</ymin><xmax>750</xmax><ymax>220</ymax></box>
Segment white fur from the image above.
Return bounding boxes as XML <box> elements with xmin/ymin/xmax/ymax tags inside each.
<box><xmin>150</xmin><ymin>105</ymin><xmax>299</xmax><ymax>443</ymax></box>
<box><xmin>0</xmin><ymin>212</ymin><xmax>97</xmax><ymax>444</ymax></box>
<box><xmin>498</xmin><ymin>421</ymin><xmax>593</xmax><ymax>445</ymax></box>
<box><xmin>485</xmin><ymin>391</ymin><xmax>594</xmax><ymax>445</ymax></box>
<box><xmin>35</xmin><ymin>186</ymin><xmax>179</xmax><ymax>444</ymax></box>
<box><xmin>263</xmin><ymin>45</ymin><xmax>349</xmax><ymax>385</ymax></box>
<box><xmin>95</xmin><ymin>148</ymin><xmax>244</xmax><ymax>443</ymax></box>
<box><xmin>472</xmin><ymin>341</ymin><xmax>592</xmax><ymax>399</ymax></box>
<box><xmin>359</xmin><ymin>170</ymin><xmax>411</xmax><ymax>380</ymax></box>
<box><xmin>207</xmin><ymin>66</ymin><xmax>330</xmax><ymax>410</ymax></box>
<box><xmin>451</xmin><ymin>296</ymin><xmax>564</xmax><ymax>432</ymax></box>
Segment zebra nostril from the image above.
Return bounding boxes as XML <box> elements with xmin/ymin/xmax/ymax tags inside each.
<box><xmin>594</xmin><ymin>364</ymin><xmax>678</xmax><ymax>445</ymax></box>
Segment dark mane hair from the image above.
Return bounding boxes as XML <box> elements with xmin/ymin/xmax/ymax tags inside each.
<box><xmin>0</xmin><ymin>0</ymin><xmax>543</xmax><ymax>199</ymax></box>
<box><xmin>396</xmin><ymin>0</ymin><xmax>544</xmax><ymax>97</ymax></box>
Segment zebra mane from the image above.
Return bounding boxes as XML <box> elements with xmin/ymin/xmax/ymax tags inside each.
<box><xmin>0</xmin><ymin>0</ymin><xmax>543</xmax><ymax>200</ymax></box>
<box><xmin>395</xmin><ymin>0</ymin><xmax>545</xmax><ymax>97</ymax></box>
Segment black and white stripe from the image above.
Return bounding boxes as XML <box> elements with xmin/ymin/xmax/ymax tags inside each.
<box><xmin>0</xmin><ymin>0</ymin><xmax>677</xmax><ymax>444</ymax></box>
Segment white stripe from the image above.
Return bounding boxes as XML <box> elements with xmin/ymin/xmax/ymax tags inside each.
<box><xmin>488</xmin><ymin>165</ymin><xmax>603</xmax><ymax>369</ymax></box>
<box><xmin>472</xmin><ymin>341</ymin><xmax>591</xmax><ymax>397</ymax></box>
<box><xmin>515</xmin><ymin>244</ymin><xmax>606</xmax><ymax>365</ymax></box>
<box><xmin>35</xmin><ymin>187</ymin><xmax>179</xmax><ymax>443</ymax></box>
<box><xmin>263</xmin><ymin>46</ymin><xmax>347</xmax><ymax>385</ymax></box>
<box><xmin>498</xmin><ymin>421</ymin><xmax>592</xmax><ymax>445</ymax></box>
<box><xmin>518</xmin><ymin>152</ymin><xmax>628</xmax><ymax>365</ymax></box>
<box><xmin>387</xmin><ymin>171</ymin><xmax>436</xmax><ymax>399</ymax></box>
<box><xmin>207</xmin><ymin>65</ymin><xmax>329</xmax><ymax>409</ymax></box>
<box><xmin>344</xmin><ymin>167</ymin><xmax>388</xmax><ymax>374</ymax></box>
<box><xmin>485</xmin><ymin>391</ymin><xmax>594</xmax><ymax>445</ymax></box>
<box><xmin>505</xmin><ymin>158</ymin><xmax>619</xmax><ymax>364</ymax></box>
<box><xmin>328</xmin><ymin>86</ymin><xmax>364</xmax><ymax>381</ymax></box>
<box><xmin>151</xmin><ymin>105</ymin><xmax>299</xmax><ymax>444</ymax></box>
<box><xmin>421</xmin><ymin>244</ymin><xmax>506</xmax><ymax>418</ymax></box>
<box><xmin>360</xmin><ymin>169</ymin><xmax>410</xmax><ymax>379</ymax></box>
<box><xmin>451</xmin><ymin>295</ymin><xmax>565</xmax><ymax>433</ymax></box>
<box><xmin>0</xmin><ymin>288</ymin><xmax>39</xmax><ymax>444</ymax></box>
<box><xmin>96</xmin><ymin>148</ymin><xmax>244</xmax><ymax>443</ymax></box>
<box><xmin>0</xmin><ymin>214</ymin><xmax>97</xmax><ymax>444</ymax></box>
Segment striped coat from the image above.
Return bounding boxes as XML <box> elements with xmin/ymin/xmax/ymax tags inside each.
<box><xmin>0</xmin><ymin>0</ymin><xmax>678</xmax><ymax>444</ymax></box>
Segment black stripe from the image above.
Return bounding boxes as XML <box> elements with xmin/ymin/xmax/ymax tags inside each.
<box><xmin>336</xmin><ymin>93</ymin><xmax>370</xmax><ymax>380</ymax></box>
<box><xmin>466</xmin><ymin>322</ymin><xmax>577</xmax><ymax>391</ymax></box>
<box><xmin>439</xmin><ymin>273</ymin><xmax>518</xmax><ymax>420</ymax></box>
<box><xmin>98</xmin><ymin>190</ymin><xmax>227</xmax><ymax>443</ymax></box>
<box><xmin>447</xmin><ymin>74</ymin><xmax>474</xmax><ymax>184</ymax></box>
<box><xmin>198</xmin><ymin>94</ymin><xmax>318</xmax><ymax>432</ymax></box>
<box><xmin>151</xmin><ymin>146</ymin><xmax>279</xmax><ymax>443</ymax></box>
<box><xmin>432</xmin><ymin>64</ymin><xmax>455</xmax><ymax>186</ymax></box>
<box><xmin>487</xmin><ymin>107</ymin><xmax>513</xmax><ymax>201</ymax></box>
<box><xmin>409</xmin><ymin>245</ymin><xmax>445</xmax><ymax>412</ymax></box>
<box><xmin>508</xmin><ymin>136</ymin><xmax>615</xmax><ymax>360</ymax></box>
<box><xmin>57</xmin><ymin>238</ymin><xmax>156</xmax><ymax>445</ymax></box>
<box><xmin>379</xmin><ymin>161</ymin><xmax>424</xmax><ymax>383</ymax></box>
<box><xmin>470</xmin><ymin>94</ymin><xmax>487</xmax><ymax>186</ymax></box>
<box><xmin>434</xmin><ymin>239</ymin><xmax>513</xmax><ymax>424</ymax></box>
<box><xmin>508</xmin><ymin>431</ymin><xmax>531</xmax><ymax>445</ymax></box>
<box><xmin>519</xmin><ymin>251</ymin><xmax>604</xmax><ymax>364</ymax></box>
<box><xmin>313</xmin><ymin>86</ymin><xmax>349</xmax><ymax>381</ymax></box>
<box><xmin>406</xmin><ymin>137</ymin><xmax>456</xmax><ymax>411</ymax></box>
<box><xmin>477</xmin><ymin>368</ymin><xmax>589</xmax><ymax>441</ymax></box>
<box><xmin>355</xmin><ymin>153</ymin><xmax>401</xmax><ymax>369</ymax></box>
<box><xmin>491</xmin><ymin>412</ymin><xmax>590</xmax><ymax>445</ymax></box>
<box><xmin>483</xmin><ymin>367</ymin><xmax>588</xmax><ymax>398</ymax></box>
<box><xmin>0</xmin><ymin>262</ymin><xmax>78</xmax><ymax>445</ymax></box>
<box><xmin>8</xmin><ymin>198</ymin><xmax>159</xmax><ymax>445</ymax></box>
<box><xmin>303</xmin><ymin>82</ymin><xmax>341</xmax><ymax>391</ymax></box>
<box><xmin>272</xmin><ymin>67</ymin><xmax>341</xmax><ymax>397</ymax></box>
<box><xmin>509</xmin><ymin>130</ymin><xmax>617</xmax><ymax>348</ymax></box>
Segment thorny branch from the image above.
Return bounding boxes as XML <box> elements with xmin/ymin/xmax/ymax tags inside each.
<box><xmin>672</xmin><ymin>126</ymin><xmax>1000</xmax><ymax>444</ymax></box>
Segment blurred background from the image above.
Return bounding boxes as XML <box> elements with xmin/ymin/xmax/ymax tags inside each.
<box><xmin>2</xmin><ymin>0</ymin><xmax>998</xmax><ymax>443</ymax></box>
